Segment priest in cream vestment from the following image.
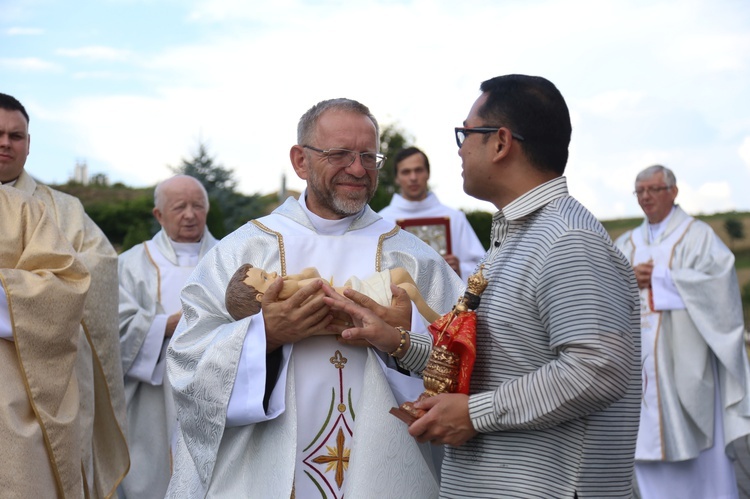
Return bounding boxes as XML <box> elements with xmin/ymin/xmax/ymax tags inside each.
<box><xmin>615</xmin><ymin>165</ymin><xmax>750</xmax><ymax>499</ymax></box>
<box><xmin>0</xmin><ymin>186</ymin><xmax>91</xmax><ymax>497</ymax></box>
<box><xmin>166</xmin><ymin>98</ymin><xmax>463</xmax><ymax>498</ymax></box>
<box><xmin>118</xmin><ymin>176</ymin><xmax>217</xmax><ymax>499</ymax></box>
<box><xmin>1</xmin><ymin>93</ymin><xmax>129</xmax><ymax>498</ymax></box>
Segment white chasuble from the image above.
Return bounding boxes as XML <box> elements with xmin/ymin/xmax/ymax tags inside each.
<box><xmin>632</xmin><ymin>216</ymin><xmax>693</xmax><ymax>460</ymax></box>
<box><xmin>166</xmin><ymin>196</ymin><xmax>456</xmax><ymax>498</ymax></box>
<box><xmin>147</xmin><ymin>239</ymin><xmax>198</xmax><ymax>424</ymax></box>
<box><xmin>262</xmin><ymin>217</ymin><xmax>436</xmax><ymax>498</ymax></box>
<box><xmin>272</xmin><ymin>215</ymin><xmax>381</xmax><ymax>498</ymax></box>
<box><xmin>140</xmin><ymin>239</ymin><xmax>199</xmax><ymax>385</ymax></box>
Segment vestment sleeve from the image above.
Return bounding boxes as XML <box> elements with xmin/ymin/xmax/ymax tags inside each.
<box><xmin>166</xmin><ymin>237</ymin><xmax>256</xmax><ymax>487</ymax></box>
<box><xmin>670</xmin><ymin>223</ymin><xmax>748</xmax><ymax>405</ymax></box>
<box><xmin>126</xmin><ymin>313</ymin><xmax>169</xmax><ymax>383</ymax></box>
<box><xmin>651</xmin><ymin>264</ymin><xmax>686</xmax><ymax>310</ymax></box>
<box><xmin>118</xmin><ymin>251</ymin><xmax>164</xmax><ymax>375</ymax></box>
<box><xmin>226</xmin><ymin>315</ymin><xmax>291</xmax><ymax>426</ymax></box>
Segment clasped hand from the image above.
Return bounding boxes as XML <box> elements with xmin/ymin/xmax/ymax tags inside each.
<box><xmin>321</xmin><ymin>283</ymin><xmax>412</xmax><ymax>353</ymax></box>
<box><xmin>261</xmin><ymin>277</ymin><xmax>334</xmax><ymax>352</ymax></box>
<box><xmin>261</xmin><ymin>277</ymin><xmax>413</xmax><ymax>353</ymax></box>
<box><xmin>322</xmin><ymin>284</ymin><xmax>478</xmax><ymax>446</ymax></box>
<box><xmin>634</xmin><ymin>260</ymin><xmax>654</xmax><ymax>290</ymax></box>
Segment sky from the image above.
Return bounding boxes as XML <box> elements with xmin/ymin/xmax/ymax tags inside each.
<box><xmin>2</xmin><ymin>0</ymin><xmax>749</xmax><ymax>221</ymax></box>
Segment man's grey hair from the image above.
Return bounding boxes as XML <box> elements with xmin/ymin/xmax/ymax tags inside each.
<box><xmin>153</xmin><ymin>175</ymin><xmax>209</xmax><ymax>211</ymax></box>
<box><xmin>296</xmin><ymin>98</ymin><xmax>379</xmax><ymax>148</ymax></box>
<box><xmin>636</xmin><ymin>164</ymin><xmax>677</xmax><ymax>188</ymax></box>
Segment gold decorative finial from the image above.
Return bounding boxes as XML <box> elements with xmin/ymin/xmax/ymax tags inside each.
<box><xmin>466</xmin><ymin>265</ymin><xmax>489</xmax><ymax>296</ymax></box>
<box><xmin>453</xmin><ymin>265</ymin><xmax>489</xmax><ymax>314</ymax></box>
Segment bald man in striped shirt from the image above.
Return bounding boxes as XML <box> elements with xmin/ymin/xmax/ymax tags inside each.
<box><xmin>325</xmin><ymin>75</ymin><xmax>641</xmax><ymax>498</ymax></box>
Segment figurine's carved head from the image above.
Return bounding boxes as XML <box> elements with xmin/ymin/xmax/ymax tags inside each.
<box><xmin>226</xmin><ymin>264</ymin><xmax>265</xmax><ymax>320</ymax></box>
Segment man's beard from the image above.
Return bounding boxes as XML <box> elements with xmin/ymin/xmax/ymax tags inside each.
<box><xmin>307</xmin><ymin>168</ymin><xmax>377</xmax><ymax>217</ymax></box>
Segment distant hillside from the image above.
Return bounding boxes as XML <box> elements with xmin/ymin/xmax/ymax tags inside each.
<box><xmin>54</xmin><ymin>181</ymin><xmax>750</xmax><ymax>263</ymax></box>
<box><xmin>602</xmin><ymin>212</ymin><xmax>750</xmax><ymax>253</ymax></box>
<box><xmin>49</xmin><ymin>181</ymin><xmax>750</xmax><ymax>322</ymax></box>
<box><xmin>54</xmin><ymin>181</ymin><xmax>153</xmax><ymax>204</ymax></box>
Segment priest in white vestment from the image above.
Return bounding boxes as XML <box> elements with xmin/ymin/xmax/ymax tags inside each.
<box><xmin>118</xmin><ymin>175</ymin><xmax>217</xmax><ymax>499</ymax></box>
<box><xmin>615</xmin><ymin>165</ymin><xmax>750</xmax><ymax>499</ymax></box>
<box><xmin>1</xmin><ymin>92</ymin><xmax>129</xmax><ymax>498</ymax></box>
<box><xmin>378</xmin><ymin>146</ymin><xmax>486</xmax><ymax>283</ymax></box>
<box><xmin>0</xmin><ymin>186</ymin><xmax>91</xmax><ymax>498</ymax></box>
<box><xmin>166</xmin><ymin>99</ymin><xmax>462</xmax><ymax>498</ymax></box>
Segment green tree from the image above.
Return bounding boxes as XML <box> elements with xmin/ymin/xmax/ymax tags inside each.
<box><xmin>86</xmin><ymin>194</ymin><xmax>156</xmax><ymax>252</ymax></box>
<box><xmin>171</xmin><ymin>142</ymin><xmax>237</xmax><ymax>194</ymax></box>
<box><xmin>742</xmin><ymin>280</ymin><xmax>750</xmax><ymax>327</ymax></box>
<box><xmin>170</xmin><ymin>142</ymin><xmax>271</xmax><ymax>237</ymax></box>
<box><xmin>725</xmin><ymin>217</ymin><xmax>745</xmax><ymax>249</ymax></box>
<box><xmin>465</xmin><ymin>210</ymin><xmax>493</xmax><ymax>250</ymax></box>
<box><xmin>369</xmin><ymin>124</ymin><xmax>413</xmax><ymax>212</ymax></box>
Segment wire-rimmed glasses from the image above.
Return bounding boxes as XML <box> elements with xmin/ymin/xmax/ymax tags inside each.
<box><xmin>633</xmin><ymin>186</ymin><xmax>671</xmax><ymax>197</ymax></box>
<box><xmin>303</xmin><ymin>145</ymin><xmax>386</xmax><ymax>170</ymax></box>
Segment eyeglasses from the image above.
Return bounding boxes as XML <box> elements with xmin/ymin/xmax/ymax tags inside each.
<box><xmin>303</xmin><ymin>145</ymin><xmax>386</xmax><ymax>170</ymax></box>
<box><xmin>633</xmin><ymin>186</ymin><xmax>671</xmax><ymax>197</ymax></box>
<box><xmin>454</xmin><ymin>127</ymin><xmax>525</xmax><ymax>148</ymax></box>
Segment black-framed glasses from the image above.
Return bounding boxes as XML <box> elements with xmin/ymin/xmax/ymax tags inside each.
<box><xmin>633</xmin><ymin>186</ymin><xmax>671</xmax><ymax>197</ymax></box>
<box><xmin>454</xmin><ymin>127</ymin><xmax>525</xmax><ymax>148</ymax></box>
<box><xmin>303</xmin><ymin>145</ymin><xmax>386</xmax><ymax>170</ymax></box>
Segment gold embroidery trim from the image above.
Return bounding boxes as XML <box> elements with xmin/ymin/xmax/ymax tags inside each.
<box><xmin>376</xmin><ymin>225</ymin><xmax>400</xmax><ymax>273</ymax></box>
<box><xmin>142</xmin><ymin>242</ymin><xmax>161</xmax><ymax>304</ymax></box>
<box><xmin>251</xmin><ymin>220</ymin><xmax>287</xmax><ymax>276</ymax></box>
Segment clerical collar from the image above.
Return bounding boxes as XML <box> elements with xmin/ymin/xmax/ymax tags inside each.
<box><xmin>299</xmin><ymin>189</ymin><xmax>361</xmax><ymax>235</ymax></box>
<box><xmin>170</xmin><ymin>239</ymin><xmax>202</xmax><ymax>266</ymax></box>
<box><xmin>390</xmin><ymin>192</ymin><xmax>438</xmax><ymax>211</ymax></box>
<box><xmin>648</xmin><ymin>206</ymin><xmax>676</xmax><ymax>243</ymax></box>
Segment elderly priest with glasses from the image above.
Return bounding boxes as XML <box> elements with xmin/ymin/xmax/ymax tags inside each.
<box><xmin>165</xmin><ymin>98</ymin><xmax>461</xmax><ymax>498</ymax></box>
<box><xmin>615</xmin><ymin>164</ymin><xmax>750</xmax><ymax>499</ymax></box>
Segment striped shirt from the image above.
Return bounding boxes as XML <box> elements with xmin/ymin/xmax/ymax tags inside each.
<box><xmin>402</xmin><ymin>177</ymin><xmax>641</xmax><ymax>498</ymax></box>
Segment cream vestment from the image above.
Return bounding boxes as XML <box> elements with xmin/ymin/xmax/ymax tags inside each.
<box><xmin>0</xmin><ymin>186</ymin><xmax>91</xmax><ymax>498</ymax></box>
<box><xmin>13</xmin><ymin>170</ymin><xmax>129</xmax><ymax>498</ymax></box>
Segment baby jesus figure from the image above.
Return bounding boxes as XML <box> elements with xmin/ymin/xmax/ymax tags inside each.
<box><xmin>225</xmin><ymin>264</ymin><xmax>440</xmax><ymax>325</ymax></box>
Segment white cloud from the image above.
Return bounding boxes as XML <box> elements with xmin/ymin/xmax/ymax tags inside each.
<box><xmin>677</xmin><ymin>181</ymin><xmax>735</xmax><ymax>215</ymax></box>
<box><xmin>579</xmin><ymin>90</ymin><xmax>644</xmax><ymax>116</ymax></box>
<box><xmin>0</xmin><ymin>57</ymin><xmax>60</xmax><ymax>71</ymax></box>
<box><xmin>12</xmin><ymin>0</ymin><xmax>750</xmax><ymax>220</ymax></box>
<box><xmin>6</xmin><ymin>27</ymin><xmax>44</xmax><ymax>35</ymax></box>
<box><xmin>665</xmin><ymin>30</ymin><xmax>750</xmax><ymax>73</ymax></box>
<box><xmin>56</xmin><ymin>46</ymin><xmax>133</xmax><ymax>61</ymax></box>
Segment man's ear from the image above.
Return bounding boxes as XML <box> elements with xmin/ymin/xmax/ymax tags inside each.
<box><xmin>290</xmin><ymin>145</ymin><xmax>309</xmax><ymax>180</ymax></box>
<box><xmin>491</xmin><ymin>128</ymin><xmax>514</xmax><ymax>163</ymax></box>
<box><xmin>255</xmin><ymin>292</ymin><xmax>264</xmax><ymax>303</ymax></box>
<box><xmin>152</xmin><ymin>207</ymin><xmax>163</xmax><ymax>225</ymax></box>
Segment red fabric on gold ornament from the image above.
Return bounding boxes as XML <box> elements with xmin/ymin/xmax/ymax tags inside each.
<box><xmin>428</xmin><ymin>311</ymin><xmax>477</xmax><ymax>394</ymax></box>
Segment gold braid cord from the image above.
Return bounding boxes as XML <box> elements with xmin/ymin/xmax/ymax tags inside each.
<box><xmin>375</xmin><ymin>225</ymin><xmax>400</xmax><ymax>273</ymax></box>
<box><xmin>251</xmin><ymin>220</ymin><xmax>287</xmax><ymax>276</ymax></box>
